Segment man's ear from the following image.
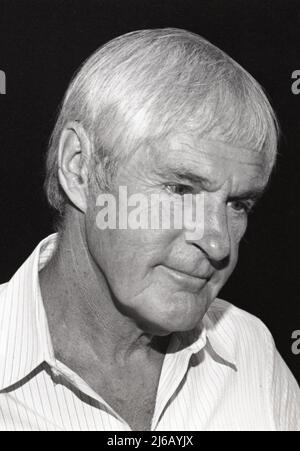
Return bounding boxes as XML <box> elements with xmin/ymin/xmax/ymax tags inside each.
<box><xmin>58</xmin><ymin>121</ymin><xmax>92</xmax><ymax>213</ymax></box>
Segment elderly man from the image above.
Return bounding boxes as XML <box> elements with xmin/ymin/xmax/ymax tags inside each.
<box><xmin>0</xmin><ymin>28</ymin><xmax>299</xmax><ymax>431</ymax></box>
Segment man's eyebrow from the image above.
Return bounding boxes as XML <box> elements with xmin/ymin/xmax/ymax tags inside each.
<box><xmin>155</xmin><ymin>166</ymin><xmax>266</xmax><ymax>200</ymax></box>
<box><xmin>154</xmin><ymin>167</ymin><xmax>214</xmax><ymax>188</ymax></box>
<box><xmin>228</xmin><ymin>187</ymin><xmax>265</xmax><ymax>202</ymax></box>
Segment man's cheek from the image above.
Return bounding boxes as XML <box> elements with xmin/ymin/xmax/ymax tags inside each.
<box><xmin>231</xmin><ymin>217</ymin><xmax>248</xmax><ymax>244</ymax></box>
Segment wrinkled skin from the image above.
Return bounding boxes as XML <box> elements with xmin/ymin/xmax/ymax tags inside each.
<box><xmin>85</xmin><ymin>134</ymin><xmax>269</xmax><ymax>336</ymax></box>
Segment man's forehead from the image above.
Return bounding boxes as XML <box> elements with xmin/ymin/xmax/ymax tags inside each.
<box><xmin>153</xmin><ymin>135</ymin><xmax>268</xmax><ymax>167</ymax></box>
<box><xmin>145</xmin><ymin>134</ymin><xmax>270</xmax><ymax>191</ymax></box>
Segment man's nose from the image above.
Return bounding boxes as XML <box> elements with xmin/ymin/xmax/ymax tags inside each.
<box><xmin>184</xmin><ymin>203</ymin><xmax>231</xmax><ymax>265</ymax></box>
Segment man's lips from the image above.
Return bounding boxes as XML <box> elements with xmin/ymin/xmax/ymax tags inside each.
<box><xmin>157</xmin><ymin>264</ymin><xmax>211</xmax><ymax>291</ymax></box>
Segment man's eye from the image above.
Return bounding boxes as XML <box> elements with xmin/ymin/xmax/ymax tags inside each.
<box><xmin>228</xmin><ymin>200</ymin><xmax>253</xmax><ymax>214</ymax></box>
<box><xmin>165</xmin><ymin>184</ymin><xmax>194</xmax><ymax>196</ymax></box>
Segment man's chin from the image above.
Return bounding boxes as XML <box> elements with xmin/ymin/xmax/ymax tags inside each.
<box><xmin>122</xmin><ymin>289</ymin><xmax>212</xmax><ymax>336</ymax></box>
<box><xmin>136</xmin><ymin>305</ymin><xmax>207</xmax><ymax>336</ymax></box>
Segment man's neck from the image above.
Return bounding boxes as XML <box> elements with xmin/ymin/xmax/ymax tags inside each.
<box><xmin>39</xmin><ymin>211</ymin><xmax>169</xmax><ymax>371</ymax></box>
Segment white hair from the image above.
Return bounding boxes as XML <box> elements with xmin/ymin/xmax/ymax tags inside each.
<box><xmin>45</xmin><ymin>28</ymin><xmax>279</xmax><ymax>215</ymax></box>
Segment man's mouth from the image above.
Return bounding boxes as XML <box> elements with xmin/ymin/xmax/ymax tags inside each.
<box><xmin>158</xmin><ymin>264</ymin><xmax>211</xmax><ymax>291</ymax></box>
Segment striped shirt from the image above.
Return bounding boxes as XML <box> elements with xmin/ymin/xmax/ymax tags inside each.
<box><xmin>0</xmin><ymin>234</ymin><xmax>299</xmax><ymax>431</ymax></box>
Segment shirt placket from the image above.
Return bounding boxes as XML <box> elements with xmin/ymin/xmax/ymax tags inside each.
<box><xmin>151</xmin><ymin>333</ymin><xmax>206</xmax><ymax>431</ymax></box>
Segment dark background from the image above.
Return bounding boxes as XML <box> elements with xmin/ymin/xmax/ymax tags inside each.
<box><xmin>0</xmin><ymin>0</ymin><xmax>299</xmax><ymax>383</ymax></box>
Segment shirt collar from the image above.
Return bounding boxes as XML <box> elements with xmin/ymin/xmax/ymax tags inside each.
<box><xmin>203</xmin><ymin>308</ymin><xmax>237</xmax><ymax>370</ymax></box>
<box><xmin>0</xmin><ymin>233</ymin><xmax>236</xmax><ymax>391</ymax></box>
<box><xmin>0</xmin><ymin>234</ymin><xmax>57</xmax><ymax>390</ymax></box>
<box><xmin>174</xmin><ymin>314</ymin><xmax>237</xmax><ymax>370</ymax></box>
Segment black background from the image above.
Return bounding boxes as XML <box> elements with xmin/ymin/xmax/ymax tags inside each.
<box><xmin>0</xmin><ymin>0</ymin><xmax>299</xmax><ymax>383</ymax></box>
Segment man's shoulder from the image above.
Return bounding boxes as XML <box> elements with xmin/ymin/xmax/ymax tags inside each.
<box><xmin>0</xmin><ymin>282</ymin><xmax>8</xmax><ymax>297</ymax></box>
<box><xmin>208</xmin><ymin>298</ymin><xmax>272</xmax><ymax>333</ymax></box>
<box><xmin>0</xmin><ymin>282</ymin><xmax>11</xmax><ymax>312</ymax></box>
<box><xmin>0</xmin><ymin>234</ymin><xmax>58</xmax><ymax>304</ymax></box>
<box><xmin>205</xmin><ymin>298</ymin><xmax>275</xmax><ymax>357</ymax></box>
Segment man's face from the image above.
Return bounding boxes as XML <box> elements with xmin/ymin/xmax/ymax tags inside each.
<box><xmin>85</xmin><ymin>134</ymin><xmax>269</xmax><ymax>335</ymax></box>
